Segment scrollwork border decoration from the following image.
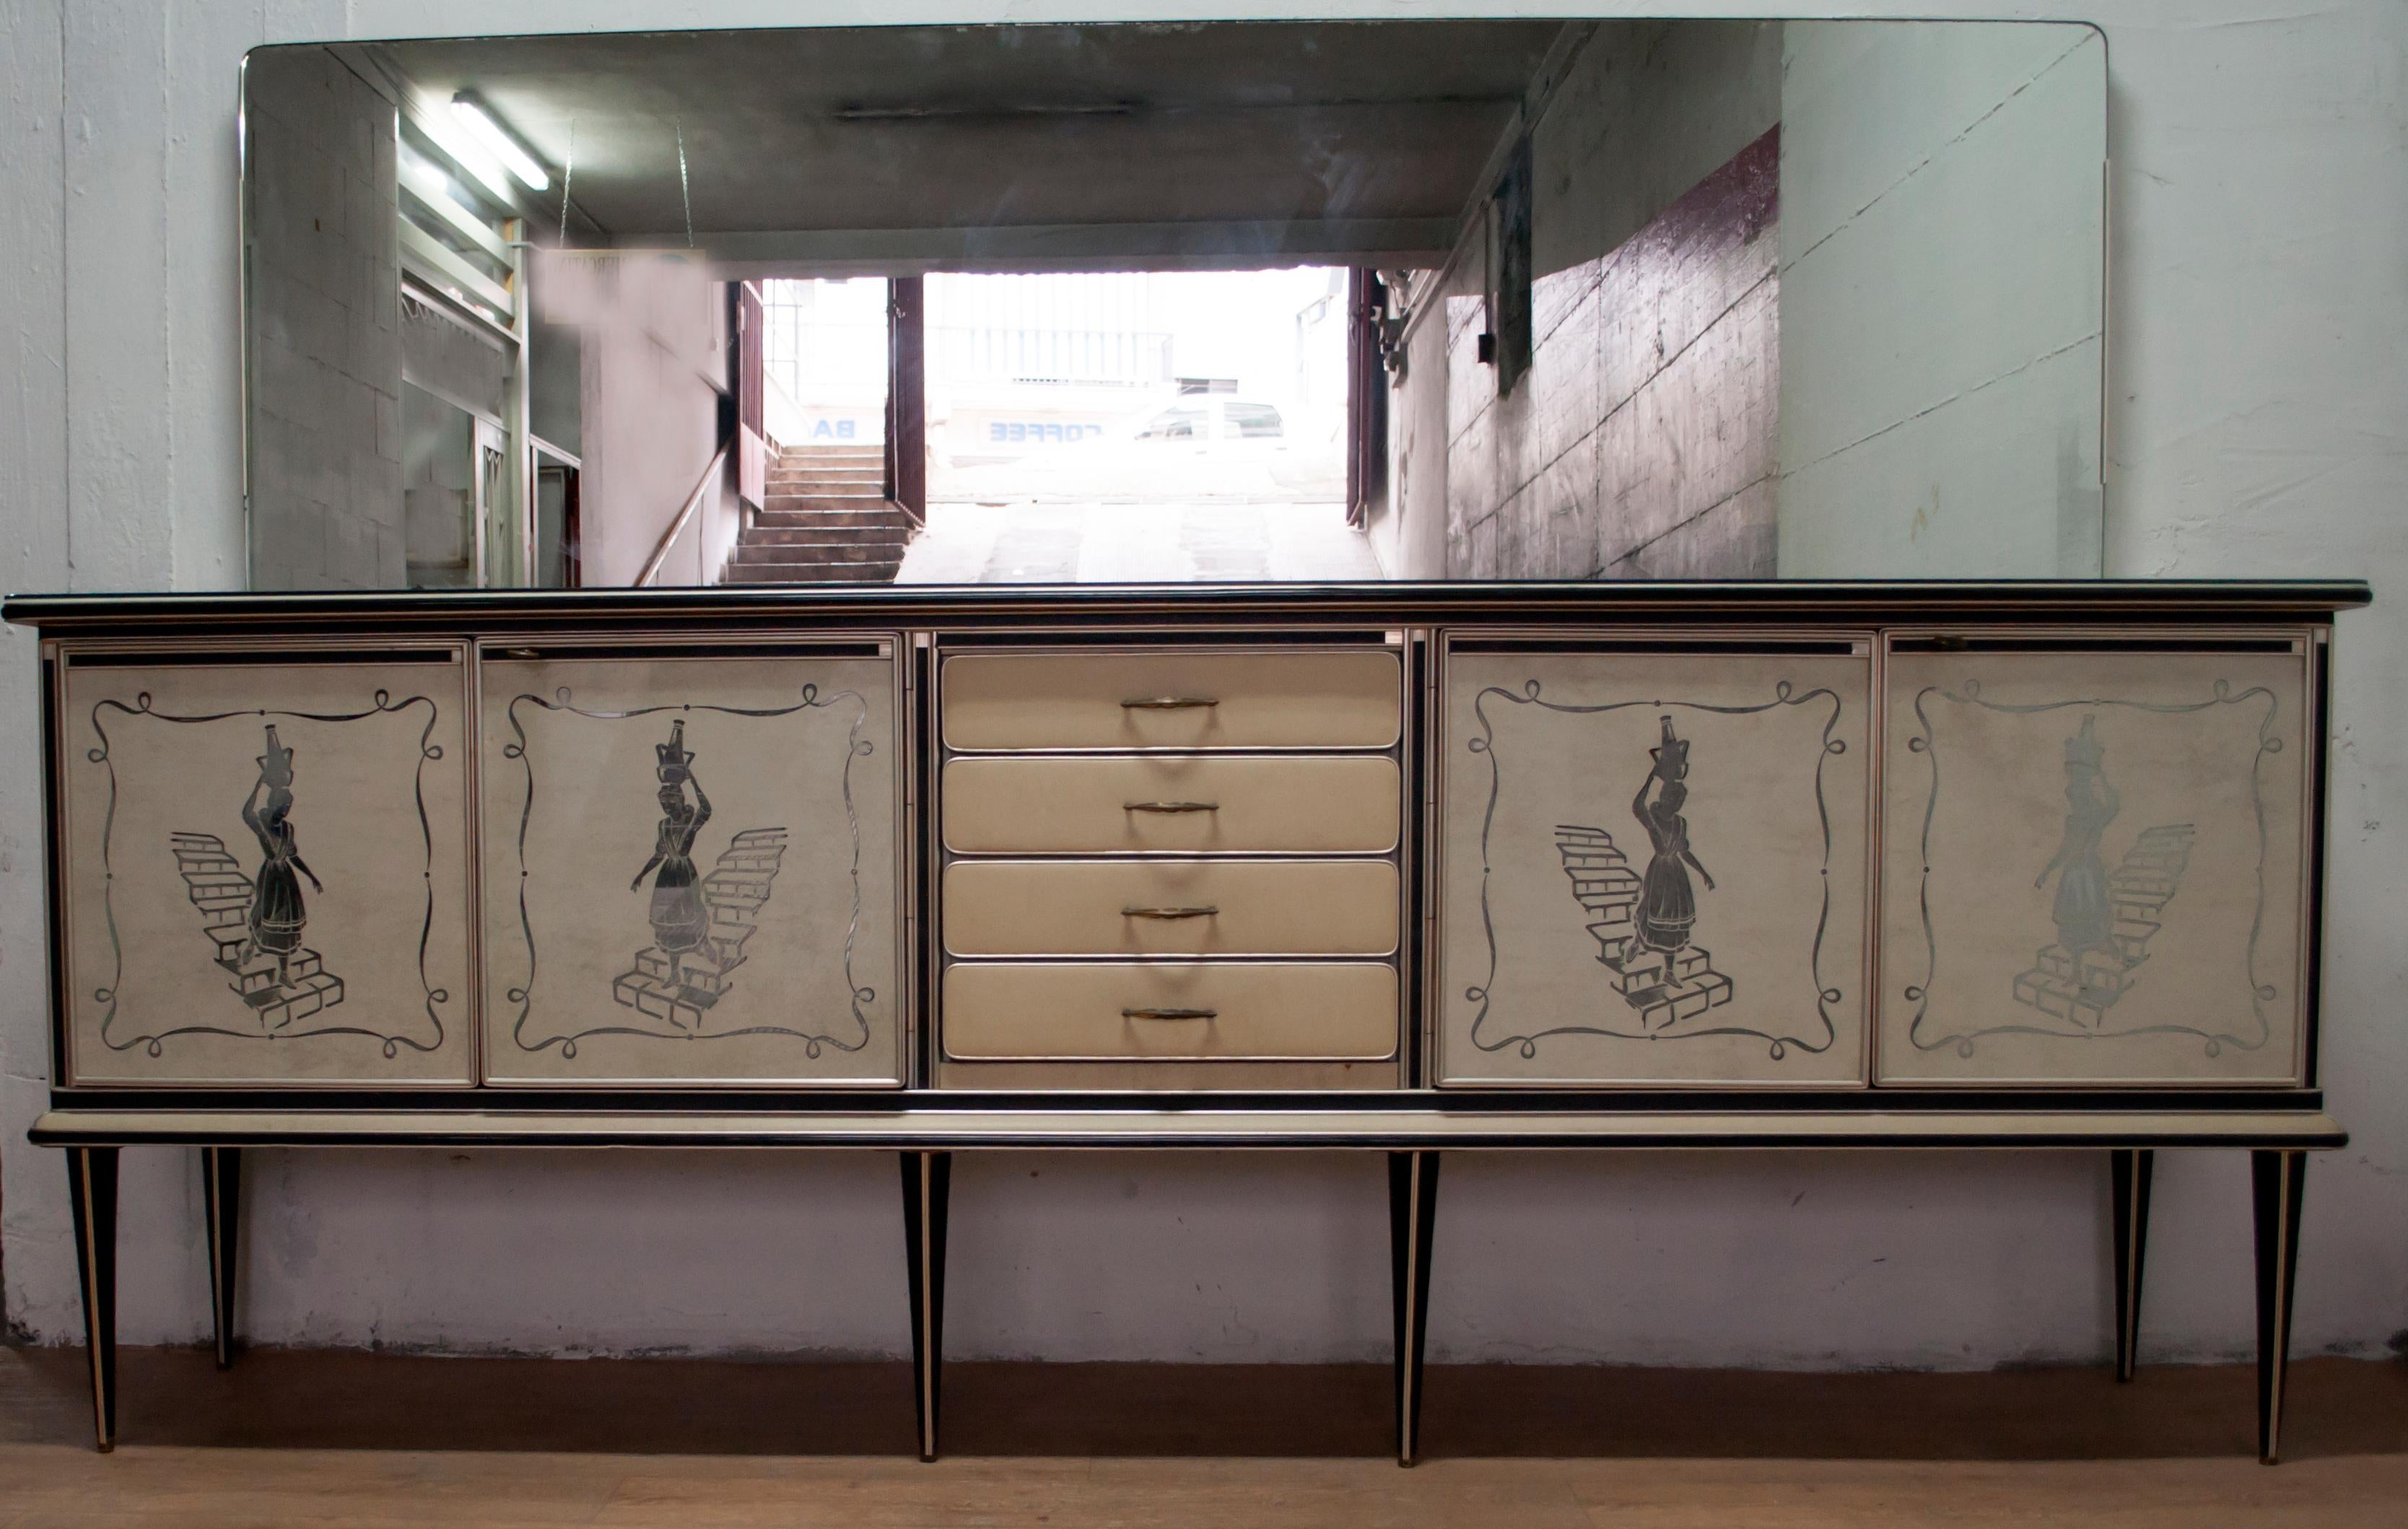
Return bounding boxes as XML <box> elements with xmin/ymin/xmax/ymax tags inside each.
<box><xmin>504</xmin><ymin>684</ymin><xmax>876</xmax><ymax>1060</ymax></box>
<box><xmin>87</xmin><ymin>689</ymin><xmax>451</xmax><ymax>1058</ymax></box>
<box><xmin>1904</xmin><ymin>678</ymin><xmax>2280</xmax><ymax>1057</ymax></box>
<box><xmin>1466</xmin><ymin>679</ymin><xmax>1847</xmax><ymax>1061</ymax></box>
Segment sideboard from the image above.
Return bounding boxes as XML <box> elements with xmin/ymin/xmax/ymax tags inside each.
<box><xmin>3</xmin><ymin>580</ymin><xmax>2366</xmax><ymax>1464</ymax></box>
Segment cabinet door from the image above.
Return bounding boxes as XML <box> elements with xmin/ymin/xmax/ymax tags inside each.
<box><xmin>1436</xmin><ymin>640</ymin><xmax>1872</xmax><ymax>1086</ymax></box>
<box><xmin>1877</xmin><ymin>639</ymin><xmax>2312</xmax><ymax>1085</ymax></box>
<box><xmin>58</xmin><ymin>651</ymin><xmax>475</xmax><ymax>1086</ymax></box>
<box><xmin>480</xmin><ymin>647</ymin><xmax>904</xmax><ymax>1085</ymax></box>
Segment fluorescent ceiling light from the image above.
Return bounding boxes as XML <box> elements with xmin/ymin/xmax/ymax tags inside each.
<box><xmin>451</xmin><ymin>94</ymin><xmax>550</xmax><ymax>191</ymax></box>
<box><xmin>419</xmin><ymin>107</ymin><xmax>519</xmax><ymax>204</ymax></box>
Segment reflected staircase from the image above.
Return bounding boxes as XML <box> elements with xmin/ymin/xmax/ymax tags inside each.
<box><xmin>722</xmin><ymin>441</ymin><xmax>914</xmax><ymax>583</ymax></box>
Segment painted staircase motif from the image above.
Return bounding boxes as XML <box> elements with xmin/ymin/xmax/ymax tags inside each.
<box><xmin>1555</xmin><ymin>824</ymin><xmax>1735</xmax><ymax>1031</ymax></box>
<box><xmin>170</xmin><ymin>831</ymin><xmax>346</xmax><ymax>1027</ymax></box>
<box><xmin>2012</xmin><ymin>824</ymin><xmax>2197</xmax><ymax>1027</ymax></box>
<box><xmin>612</xmin><ymin>827</ymin><xmax>790</xmax><ymax>1028</ymax></box>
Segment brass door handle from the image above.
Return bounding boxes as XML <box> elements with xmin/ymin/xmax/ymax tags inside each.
<box><xmin>1122</xmin><ymin>1006</ymin><xmax>1218</xmax><ymax>1020</ymax></box>
<box><xmin>1121</xmin><ymin>905</ymin><xmax>1219</xmax><ymax>919</ymax></box>
<box><xmin>1124</xmin><ymin>801</ymin><xmax>1218</xmax><ymax>813</ymax></box>
<box><xmin>1122</xmin><ymin>696</ymin><xmax>1218</xmax><ymax>710</ymax></box>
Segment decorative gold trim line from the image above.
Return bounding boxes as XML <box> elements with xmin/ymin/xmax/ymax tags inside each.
<box><xmin>1401</xmin><ymin>1151</ymin><xmax>1422</xmax><ymax>1466</ymax></box>
<box><xmin>77</xmin><ymin>1151</ymin><xmax>108</xmax><ymax>1451</ymax></box>
<box><xmin>919</xmin><ymin>1154</ymin><xmax>937</xmax><ymax>1460</ymax></box>
<box><xmin>2268</xmin><ymin>1153</ymin><xmax>2295</xmax><ymax>1462</ymax></box>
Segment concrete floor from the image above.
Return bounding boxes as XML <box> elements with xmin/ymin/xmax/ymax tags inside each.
<box><xmin>3</xmin><ymin>1346</ymin><xmax>2404</xmax><ymax>1526</ymax></box>
<box><xmin>896</xmin><ymin>500</ymin><xmax>1385</xmax><ymax>583</ymax></box>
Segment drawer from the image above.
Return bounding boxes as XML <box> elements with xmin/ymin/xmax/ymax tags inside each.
<box><xmin>943</xmin><ymin>755</ymin><xmax>1400</xmax><ymax>854</ymax></box>
<box><xmin>943</xmin><ymin>962</ymin><xmax>1400</xmax><ymax>1060</ymax></box>
<box><xmin>942</xmin><ymin>648</ymin><xmax>1400</xmax><ymax>751</ymax></box>
<box><xmin>945</xmin><ymin>859</ymin><xmax>1399</xmax><ymax>956</ymax></box>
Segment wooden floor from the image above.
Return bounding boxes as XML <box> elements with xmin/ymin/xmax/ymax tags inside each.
<box><xmin>3</xmin><ymin>1346</ymin><xmax>2404</xmax><ymax>1526</ymax></box>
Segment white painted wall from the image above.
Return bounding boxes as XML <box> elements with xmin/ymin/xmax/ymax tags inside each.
<box><xmin>4</xmin><ymin>3</ymin><xmax>2404</xmax><ymax>1377</ymax></box>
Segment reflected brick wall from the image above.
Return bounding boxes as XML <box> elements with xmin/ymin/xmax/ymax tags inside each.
<box><xmin>1446</xmin><ymin>128</ymin><xmax>1779</xmax><ymax>580</ymax></box>
<box><xmin>245</xmin><ymin>50</ymin><xmax>404</xmax><ymax>590</ymax></box>
<box><xmin>1426</xmin><ymin>17</ymin><xmax>1784</xmax><ymax>580</ymax></box>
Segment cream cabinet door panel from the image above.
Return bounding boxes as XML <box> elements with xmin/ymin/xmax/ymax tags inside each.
<box><xmin>942</xmin><ymin>648</ymin><xmax>1400</xmax><ymax>751</ymax></box>
<box><xmin>481</xmin><ymin>650</ymin><xmax>904</xmax><ymax>1086</ymax></box>
<box><xmin>1437</xmin><ymin>646</ymin><xmax>1872</xmax><ymax>1086</ymax></box>
<box><xmin>59</xmin><ymin>655</ymin><xmax>474</xmax><ymax>1086</ymax></box>
<box><xmin>1877</xmin><ymin>644</ymin><xmax>2310</xmax><ymax>1085</ymax></box>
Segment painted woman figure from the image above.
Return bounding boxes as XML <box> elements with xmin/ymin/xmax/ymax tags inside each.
<box><xmin>240</xmin><ymin>725</ymin><xmax>322</xmax><ymax>987</ymax></box>
<box><xmin>1632</xmin><ymin>715</ymin><xmax>1716</xmax><ymax>953</ymax></box>
<box><xmin>630</xmin><ymin>720</ymin><xmax>713</xmax><ymax>984</ymax></box>
<box><xmin>2036</xmin><ymin>714</ymin><xmax>2119</xmax><ymax>954</ymax></box>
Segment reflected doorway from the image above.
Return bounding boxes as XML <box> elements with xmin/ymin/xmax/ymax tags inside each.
<box><xmin>898</xmin><ymin>268</ymin><xmax>1374</xmax><ymax>581</ymax></box>
<box><xmin>736</xmin><ymin>276</ymin><xmax>912</xmax><ymax>583</ymax></box>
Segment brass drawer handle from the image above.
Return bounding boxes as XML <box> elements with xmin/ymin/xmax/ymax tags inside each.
<box><xmin>1122</xmin><ymin>1006</ymin><xmax>1218</xmax><ymax>1020</ymax></box>
<box><xmin>1122</xmin><ymin>696</ymin><xmax>1219</xmax><ymax>710</ymax></box>
<box><xmin>1124</xmin><ymin>800</ymin><xmax>1218</xmax><ymax>814</ymax></box>
<box><xmin>1121</xmin><ymin>905</ymin><xmax>1219</xmax><ymax>920</ymax></box>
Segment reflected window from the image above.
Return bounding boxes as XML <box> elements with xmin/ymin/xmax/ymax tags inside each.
<box><xmin>1138</xmin><ymin>406</ymin><xmax>1205</xmax><ymax>442</ymax></box>
<box><xmin>1226</xmin><ymin>403</ymin><xmax>1284</xmax><ymax>440</ymax></box>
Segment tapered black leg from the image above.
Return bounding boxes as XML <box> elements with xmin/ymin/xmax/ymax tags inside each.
<box><xmin>66</xmin><ymin>1146</ymin><xmax>120</xmax><ymax>1452</ymax></box>
<box><xmin>2110</xmin><ymin>1148</ymin><xmax>2153</xmax><ymax>1382</ymax></box>
<box><xmin>2252</xmin><ymin>1149</ymin><xmax>2308</xmax><ymax>1465</ymax></box>
<box><xmin>1388</xmin><ymin>1149</ymin><xmax>1440</xmax><ymax>1467</ymax></box>
<box><xmin>203</xmin><ymin>1146</ymin><xmax>243</xmax><ymax>1369</ymax></box>
<box><xmin>900</xmin><ymin>1151</ymin><xmax>951</xmax><ymax>1463</ymax></box>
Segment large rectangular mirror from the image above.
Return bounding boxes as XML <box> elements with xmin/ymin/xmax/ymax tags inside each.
<box><xmin>240</xmin><ymin>17</ymin><xmax>2104</xmax><ymax>589</ymax></box>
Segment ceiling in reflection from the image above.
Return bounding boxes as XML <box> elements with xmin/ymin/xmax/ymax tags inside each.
<box><xmin>349</xmin><ymin>22</ymin><xmax>1563</xmax><ymax>252</ymax></box>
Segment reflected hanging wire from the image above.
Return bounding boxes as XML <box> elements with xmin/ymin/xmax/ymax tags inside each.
<box><xmin>557</xmin><ymin>117</ymin><xmax>576</xmax><ymax>249</ymax></box>
<box><xmin>676</xmin><ymin>120</ymin><xmax>694</xmax><ymax>248</ymax></box>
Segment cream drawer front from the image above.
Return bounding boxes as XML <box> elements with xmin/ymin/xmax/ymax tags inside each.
<box><xmin>943</xmin><ymin>755</ymin><xmax>1400</xmax><ymax>854</ymax></box>
<box><xmin>942</xmin><ymin>648</ymin><xmax>1400</xmax><ymax>751</ymax></box>
<box><xmin>943</xmin><ymin>962</ymin><xmax>1399</xmax><ymax>1060</ymax></box>
<box><xmin>478</xmin><ymin>648</ymin><xmax>904</xmax><ymax>1087</ymax></box>
<box><xmin>945</xmin><ymin>860</ymin><xmax>1399</xmax><ymax>957</ymax></box>
<box><xmin>1876</xmin><ymin>642</ymin><xmax>2311</xmax><ymax>1086</ymax></box>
